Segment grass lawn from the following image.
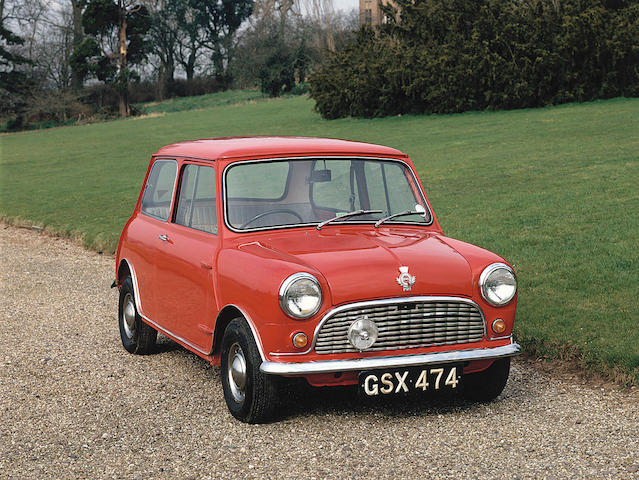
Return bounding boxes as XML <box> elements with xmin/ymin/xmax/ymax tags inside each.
<box><xmin>1</xmin><ymin>93</ymin><xmax>638</xmax><ymax>384</ymax></box>
<box><xmin>135</xmin><ymin>88</ymin><xmax>266</xmax><ymax>114</ymax></box>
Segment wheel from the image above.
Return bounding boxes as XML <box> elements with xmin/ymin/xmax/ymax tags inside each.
<box><xmin>462</xmin><ymin>358</ymin><xmax>510</xmax><ymax>402</ymax></box>
<box><xmin>240</xmin><ymin>209</ymin><xmax>304</xmax><ymax>229</ymax></box>
<box><xmin>221</xmin><ymin>318</ymin><xmax>278</xmax><ymax>423</ymax></box>
<box><xmin>118</xmin><ymin>276</ymin><xmax>157</xmax><ymax>354</ymax></box>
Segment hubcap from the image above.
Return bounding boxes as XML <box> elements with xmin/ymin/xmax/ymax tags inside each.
<box><xmin>227</xmin><ymin>343</ymin><xmax>247</xmax><ymax>403</ymax></box>
<box><xmin>122</xmin><ymin>293</ymin><xmax>136</xmax><ymax>339</ymax></box>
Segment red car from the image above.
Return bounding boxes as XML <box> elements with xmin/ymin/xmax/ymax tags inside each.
<box><xmin>114</xmin><ymin>137</ymin><xmax>520</xmax><ymax>423</ymax></box>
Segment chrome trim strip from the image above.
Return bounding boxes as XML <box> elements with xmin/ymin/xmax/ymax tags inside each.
<box><xmin>141</xmin><ymin>315</ymin><xmax>211</xmax><ymax>356</ymax></box>
<box><xmin>222</xmin><ymin>156</ymin><xmax>433</xmax><ymax>233</ymax></box>
<box><xmin>270</xmin><ymin>296</ymin><xmax>487</xmax><ymax>356</ymax></box>
<box><xmin>491</xmin><ymin>334</ymin><xmax>513</xmax><ymax>341</ymax></box>
<box><xmin>260</xmin><ymin>343</ymin><xmax>521</xmax><ymax>375</ymax></box>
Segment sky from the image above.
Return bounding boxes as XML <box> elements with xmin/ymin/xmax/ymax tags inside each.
<box><xmin>333</xmin><ymin>0</ymin><xmax>358</xmax><ymax>12</ymax></box>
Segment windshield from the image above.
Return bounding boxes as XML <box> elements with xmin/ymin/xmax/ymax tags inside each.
<box><xmin>225</xmin><ymin>158</ymin><xmax>431</xmax><ymax>231</ymax></box>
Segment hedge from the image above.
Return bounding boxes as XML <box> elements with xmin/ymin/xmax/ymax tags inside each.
<box><xmin>309</xmin><ymin>0</ymin><xmax>639</xmax><ymax>119</ymax></box>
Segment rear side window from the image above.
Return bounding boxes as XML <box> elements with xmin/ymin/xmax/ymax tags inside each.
<box><xmin>141</xmin><ymin>159</ymin><xmax>177</xmax><ymax>221</ymax></box>
<box><xmin>175</xmin><ymin>164</ymin><xmax>217</xmax><ymax>234</ymax></box>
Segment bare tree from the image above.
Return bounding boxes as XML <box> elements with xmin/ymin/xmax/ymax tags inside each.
<box><xmin>3</xmin><ymin>0</ymin><xmax>77</xmax><ymax>90</ymax></box>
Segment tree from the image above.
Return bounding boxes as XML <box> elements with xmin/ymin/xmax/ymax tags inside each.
<box><xmin>190</xmin><ymin>0</ymin><xmax>254</xmax><ymax>85</ymax></box>
<box><xmin>0</xmin><ymin>0</ymin><xmax>31</xmax><ymax>124</ymax></box>
<box><xmin>174</xmin><ymin>0</ymin><xmax>206</xmax><ymax>82</ymax></box>
<box><xmin>152</xmin><ymin>0</ymin><xmax>207</xmax><ymax>85</ymax></box>
<box><xmin>70</xmin><ymin>0</ymin><xmax>85</xmax><ymax>90</ymax></box>
<box><xmin>148</xmin><ymin>0</ymin><xmax>179</xmax><ymax>99</ymax></box>
<box><xmin>72</xmin><ymin>0</ymin><xmax>151</xmax><ymax>116</ymax></box>
<box><xmin>231</xmin><ymin>1</ymin><xmax>356</xmax><ymax>93</ymax></box>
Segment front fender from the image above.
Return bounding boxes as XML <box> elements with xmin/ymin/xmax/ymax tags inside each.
<box><xmin>216</xmin><ymin>245</ymin><xmax>331</xmax><ymax>357</ymax></box>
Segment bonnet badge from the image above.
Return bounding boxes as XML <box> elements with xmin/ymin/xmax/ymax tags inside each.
<box><xmin>396</xmin><ymin>266</ymin><xmax>416</xmax><ymax>291</ymax></box>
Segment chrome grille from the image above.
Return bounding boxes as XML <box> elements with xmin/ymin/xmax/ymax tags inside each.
<box><xmin>315</xmin><ymin>299</ymin><xmax>485</xmax><ymax>354</ymax></box>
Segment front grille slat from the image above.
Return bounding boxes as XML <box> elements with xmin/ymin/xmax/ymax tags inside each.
<box><xmin>314</xmin><ymin>299</ymin><xmax>485</xmax><ymax>354</ymax></box>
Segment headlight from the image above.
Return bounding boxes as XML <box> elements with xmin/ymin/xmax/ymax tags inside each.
<box><xmin>279</xmin><ymin>273</ymin><xmax>322</xmax><ymax>319</ymax></box>
<box><xmin>479</xmin><ymin>263</ymin><xmax>517</xmax><ymax>306</ymax></box>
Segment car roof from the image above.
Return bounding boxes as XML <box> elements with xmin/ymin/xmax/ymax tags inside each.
<box><xmin>153</xmin><ymin>136</ymin><xmax>407</xmax><ymax>161</ymax></box>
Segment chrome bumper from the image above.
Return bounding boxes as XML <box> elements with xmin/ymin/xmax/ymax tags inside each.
<box><xmin>260</xmin><ymin>343</ymin><xmax>521</xmax><ymax>376</ymax></box>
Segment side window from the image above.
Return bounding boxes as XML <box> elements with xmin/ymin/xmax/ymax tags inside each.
<box><xmin>140</xmin><ymin>160</ymin><xmax>177</xmax><ymax>221</ymax></box>
<box><xmin>175</xmin><ymin>164</ymin><xmax>217</xmax><ymax>234</ymax></box>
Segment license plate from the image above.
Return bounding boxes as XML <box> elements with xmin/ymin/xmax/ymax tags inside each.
<box><xmin>358</xmin><ymin>364</ymin><xmax>461</xmax><ymax>397</ymax></box>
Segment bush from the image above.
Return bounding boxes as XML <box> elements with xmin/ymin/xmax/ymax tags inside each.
<box><xmin>289</xmin><ymin>82</ymin><xmax>310</xmax><ymax>96</ymax></box>
<box><xmin>309</xmin><ymin>0</ymin><xmax>639</xmax><ymax>118</ymax></box>
<box><xmin>259</xmin><ymin>50</ymin><xmax>296</xmax><ymax>97</ymax></box>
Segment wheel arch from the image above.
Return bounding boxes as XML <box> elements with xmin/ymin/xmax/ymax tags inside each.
<box><xmin>116</xmin><ymin>258</ymin><xmax>145</xmax><ymax>318</ymax></box>
<box><xmin>117</xmin><ymin>259</ymin><xmax>131</xmax><ymax>286</ymax></box>
<box><xmin>213</xmin><ymin>305</ymin><xmax>266</xmax><ymax>362</ymax></box>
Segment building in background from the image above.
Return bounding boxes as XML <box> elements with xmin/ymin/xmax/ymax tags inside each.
<box><xmin>359</xmin><ymin>0</ymin><xmax>396</xmax><ymax>25</ymax></box>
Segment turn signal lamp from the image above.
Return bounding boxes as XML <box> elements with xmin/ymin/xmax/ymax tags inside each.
<box><xmin>492</xmin><ymin>319</ymin><xmax>507</xmax><ymax>334</ymax></box>
<box><xmin>292</xmin><ymin>332</ymin><xmax>308</xmax><ymax>348</ymax></box>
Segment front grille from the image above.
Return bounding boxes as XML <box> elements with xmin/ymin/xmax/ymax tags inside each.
<box><xmin>315</xmin><ymin>299</ymin><xmax>485</xmax><ymax>354</ymax></box>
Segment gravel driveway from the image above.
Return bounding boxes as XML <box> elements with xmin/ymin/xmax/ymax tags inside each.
<box><xmin>1</xmin><ymin>225</ymin><xmax>637</xmax><ymax>480</ymax></box>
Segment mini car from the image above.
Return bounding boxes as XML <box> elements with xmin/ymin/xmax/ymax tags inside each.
<box><xmin>114</xmin><ymin>136</ymin><xmax>520</xmax><ymax>423</ymax></box>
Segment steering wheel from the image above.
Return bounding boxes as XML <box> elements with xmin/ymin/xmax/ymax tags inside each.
<box><xmin>240</xmin><ymin>209</ymin><xmax>304</xmax><ymax>229</ymax></box>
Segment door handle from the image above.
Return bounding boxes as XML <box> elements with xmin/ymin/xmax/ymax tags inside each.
<box><xmin>158</xmin><ymin>234</ymin><xmax>169</xmax><ymax>242</ymax></box>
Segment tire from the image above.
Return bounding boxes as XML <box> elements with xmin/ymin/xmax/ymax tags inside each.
<box><xmin>221</xmin><ymin>318</ymin><xmax>278</xmax><ymax>423</ymax></box>
<box><xmin>462</xmin><ymin>358</ymin><xmax>511</xmax><ymax>402</ymax></box>
<box><xmin>118</xmin><ymin>276</ymin><xmax>157</xmax><ymax>355</ymax></box>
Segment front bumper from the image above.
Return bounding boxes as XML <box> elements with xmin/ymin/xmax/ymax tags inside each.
<box><xmin>260</xmin><ymin>342</ymin><xmax>521</xmax><ymax>376</ymax></box>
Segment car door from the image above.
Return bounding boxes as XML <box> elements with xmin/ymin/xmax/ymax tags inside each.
<box><xmin>134</xmin><ymin>158</ymin><xmax>179</xmax><ymax>323</ymax></box>
<box><xmin>152</xmin><ymin>161</ymin><xmax>219</xmax><ymax>354</ymax></box>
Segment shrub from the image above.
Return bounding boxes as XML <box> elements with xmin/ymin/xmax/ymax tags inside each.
<box><xmin>309</xmin><ymin>0</ymin><xmax>639</xmax><ymax>118</ymax></box>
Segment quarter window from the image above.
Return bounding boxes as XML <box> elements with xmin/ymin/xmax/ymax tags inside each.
<box><xmin>140</xmin><ymin>160</ymin><xmax>177</xmax><ymax>221</ymax></box>
<box><xmin>175</xmin><ymin>164</ymin><xmax>217</xmax><ymax>234</ymax></box>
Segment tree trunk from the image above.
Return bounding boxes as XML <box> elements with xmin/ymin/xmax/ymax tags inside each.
<box><xmin>166</xmin><ymin>58</ymin><xmax>175</xmax><ymax>95</ymax></box>
<box><xmin>157</xmin><ymin>65</ymin><xmax>165</xmax><ymax>101</ymax></box>
<box><xmin>118</xmin><ymin>0</ymin><xmax>129</xmax><ymax>117</ymax></box>
<box><xmin>186</xmin><ymin>50</ymin><xmax>195</xmax><ymax>81</ymax></box>
<box><xmin>70</xmin><ymin>0</ymin><xmax>84</xmax><ymax>91</ymax></box>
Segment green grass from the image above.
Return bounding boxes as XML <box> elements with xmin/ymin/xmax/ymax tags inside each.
<box><xmin>1</xmin><ymin>93</ymin><xmax>638</xmax><ymax>385</ymax></box>
<box><xmin>136</xmin><ymin>88</ymin><xmax>266</xmax><ymax>114</ymax></box>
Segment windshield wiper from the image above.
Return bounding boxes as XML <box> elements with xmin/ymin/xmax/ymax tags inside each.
<box><xmin>374</xmin><ymin>210</ymin><xmax>425</xmax><ymax>228</ymax></box>
<box><xmin>316</xmin><ymin>209</ymin><xmax>382</xmax><ymax>230</ymax></box>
